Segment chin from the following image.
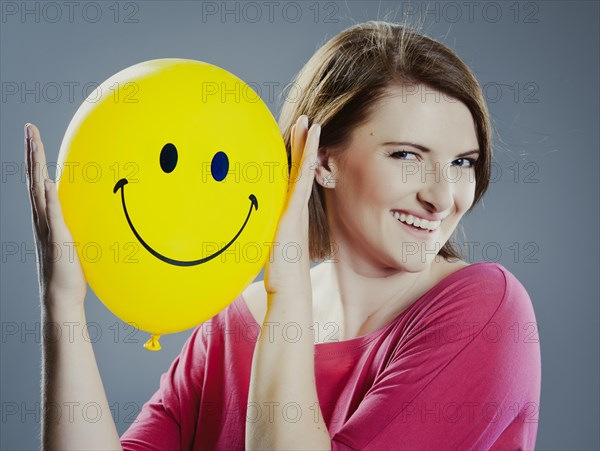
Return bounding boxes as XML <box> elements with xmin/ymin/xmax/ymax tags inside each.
<box><xmin>398</xmin><ymin>256</ymin><xmax>438</xmax><ymax>273</ymax></box>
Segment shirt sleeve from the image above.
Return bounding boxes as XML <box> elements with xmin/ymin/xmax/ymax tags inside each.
<box><xmin>120</xmin><ymin>324</ymin><xmax>207</xmax><ymax>450</ymax></box>
<box><xmin>330</xmin><ymin>265</ymin><xmax>541</xmax><ymax>451</ymax></box>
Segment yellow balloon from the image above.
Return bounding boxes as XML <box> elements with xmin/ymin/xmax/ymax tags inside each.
<box><xmin>56</xmin><ymin>59</ymin><xmax>288</xmax><ymax>350</ymax></box>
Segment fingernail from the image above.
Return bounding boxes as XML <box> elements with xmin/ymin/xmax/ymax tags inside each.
<box><xmin>31</xmin><ymin>140</ymin><xmax>37</xmax><ymax>152</ymax></box>
<box><xmin>302</xmin><ymin>115</ymin><xmax>309</xmax><ymax>128</ymax></box>
<box><xmin>25</xmin><ymin>124</ymin><xmax>32</xmax><ymax>139</ymax></box>
<box><xmin>314</xmin><ymin>123</ymin><xmax>321</xmax><ymax>133</ymax></box>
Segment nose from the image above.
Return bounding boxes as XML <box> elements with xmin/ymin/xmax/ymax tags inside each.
<box><xmin>416</xmin><ymin>169</ymin><xmax>454</xmax><ymax>213</ymax></box>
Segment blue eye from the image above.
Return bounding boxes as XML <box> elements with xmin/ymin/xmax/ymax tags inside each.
<box><xmin>211</xmin><ymin>151</ymin><xmax>229</xmax><ymax>182</ymax></box>
<box><xmin>390</xmin><ymin>151</ymin><xmax>477</xmax><ymax>169</ymax></box>
<box><xmin>160</xmin><ymin>143</ymin><xmax>178</xmax><ymax>173</ymax></box>
<box><xmin>389</xmin><ymin>150</ymin><xmax>418</xmax><ymax>160</ymax></box>
<box><xmin>453</xmin><ymin>158</ymin><xmax>477</xmax><ymax>168</ymax></box>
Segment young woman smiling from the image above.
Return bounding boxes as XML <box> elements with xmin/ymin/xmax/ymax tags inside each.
<box><xmin>28</xmin><ymin>21</ymin><xmax>540</xmax><ymax>450</ymax></box>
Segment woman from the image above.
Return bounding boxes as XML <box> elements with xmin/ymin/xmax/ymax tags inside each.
<box><xmin>28</xmin><ymin>21</ymin><xmax>541</xmax><ymax>450</ymax></box>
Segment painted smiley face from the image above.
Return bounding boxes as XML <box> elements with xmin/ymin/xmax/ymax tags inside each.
<box><xmin>112</xmin><ymin>145</ymin><xmax>259</xmax><ymax>267</ymax></box>
<box><xmin>57</xmin><ymin>59</ymin><xmax>288</xmax><ymax>344</ymax></box>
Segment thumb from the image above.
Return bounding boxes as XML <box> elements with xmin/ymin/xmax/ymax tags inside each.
<box><xmin>43</xmin><ymin>179</ymin><xmax>68</xmax><ymax>240</ymax></box>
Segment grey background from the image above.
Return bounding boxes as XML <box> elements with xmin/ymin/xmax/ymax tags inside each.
<box><xmin>1</xmin><ymin>1</ymin><xmax>598</xmax><ymax>449</ymax></box>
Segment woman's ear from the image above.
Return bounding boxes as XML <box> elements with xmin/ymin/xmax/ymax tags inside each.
<box><xmin>314</xmin><ymin>146</ymin><xmax>338</xmax><ymax>189</ymax></box>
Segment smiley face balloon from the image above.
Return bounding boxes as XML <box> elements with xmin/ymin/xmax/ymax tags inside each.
<box><xmin>56</xmin><ymin>59</ymin><xmax>288</xmax><ymax>350</ymax></box>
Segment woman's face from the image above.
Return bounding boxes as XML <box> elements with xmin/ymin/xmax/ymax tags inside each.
<box><xmin>318</xmin><ymin>84</ymin><xmax>480</xmax><ymax>272</ymax></box>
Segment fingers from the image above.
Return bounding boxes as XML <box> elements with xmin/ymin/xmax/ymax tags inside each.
<box><xmin>285</xmin><ymin>115</ymin><xmax>321</xmax><ymax>213</ymax></box>
<box><xmin>297</xmin><ymin>122</ymin><xmax>321</xmax><ymax>204</ymax></box>
<box><xmin>290</xmin><ymin>124</ymin><xmax>297</xmax><ymax>150</ymax></box>
<box><xmin>24</xmin><ymin>125</ymin><xmax>39</xmax><ymax>230</ymax></box>
<box><xmin>289</xmin><ymin>116</ymin><xmax>308</xmax><ymax>190</ymax></box>
<box><xmin>44</xmin><ymin>178</ymin><xmax>67</xmax><ymax>241</ymax></box>
<box><xmin>25</xmin><ymin>123</ymin><xmax>49</xmax><ymax>240</ymax></box>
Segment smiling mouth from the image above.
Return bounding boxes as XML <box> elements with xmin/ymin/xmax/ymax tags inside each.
<box><xmin>113</xmin><ymin>178</ymin><xmax>258</xmax><ymax>267</ymax></box>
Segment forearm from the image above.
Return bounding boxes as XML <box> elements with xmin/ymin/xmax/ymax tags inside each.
<box><xmin>42</xmin><ymin>300</ymin><xmax>122</xmax><ymax>450</ymax></box>
<box><xmin>246</xmin><ymin>289</ymin><xmax>331</xmax><ymax>451</ymax></box>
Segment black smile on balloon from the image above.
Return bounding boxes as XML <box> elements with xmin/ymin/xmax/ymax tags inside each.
<box><xmin>112</xmin><ymin>144</ymin><xmax>258</xmax><ymax>267</ymax></box>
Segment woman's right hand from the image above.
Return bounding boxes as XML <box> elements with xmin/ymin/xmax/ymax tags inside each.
<box><xmin>25</xmin><ymin>123</ymin><xmax>87</xmax><ymax>311</ymax></box>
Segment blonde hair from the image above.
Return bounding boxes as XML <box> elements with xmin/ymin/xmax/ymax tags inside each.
<box><xmin>277</xmin><ymin>21</ymin><xmax>493</xmax><ymax>262</ymax></box>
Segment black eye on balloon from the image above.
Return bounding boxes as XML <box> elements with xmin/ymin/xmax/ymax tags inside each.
<box><xmin>160</xmin><ymin>143</ymin><xmax>178</xmax><ymax>173</ymax></box>
<box><xmin>211</xmin><ymin>151</ymin><xmax>229</xmax><ymax>182</ymax></box>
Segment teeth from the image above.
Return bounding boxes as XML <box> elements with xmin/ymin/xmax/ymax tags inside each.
<box><xmin>391</xmin><ymin>211</ymin><xmax>441</xmax><ymax>231</ymax></box>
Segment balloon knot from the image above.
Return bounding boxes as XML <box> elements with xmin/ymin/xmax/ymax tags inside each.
<box><xmin>143</xmin><ymin>334</ymin><xmax>162</xmax><ymax>351</ymax></box>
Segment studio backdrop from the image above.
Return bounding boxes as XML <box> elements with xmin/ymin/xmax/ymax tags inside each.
<box><xmin>1</xmin><ymin>1</ymin><xmax>598</xmax><ymax>449</ymax></box>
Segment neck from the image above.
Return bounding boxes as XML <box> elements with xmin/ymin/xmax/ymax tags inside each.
<box><xmin>312</xmin><ymin>234</ymin><xmax>435</xmax><ymax>340</ymax></box>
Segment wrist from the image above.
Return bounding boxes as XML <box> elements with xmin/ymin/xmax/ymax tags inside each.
<box><xmin>42</xmin><ymin>294</ymin><xmax>85</xmax><ymax>319</ymax></box>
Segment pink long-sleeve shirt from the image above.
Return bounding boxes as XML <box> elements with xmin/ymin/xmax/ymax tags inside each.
<box><xmin>120</xmin><ymin>261</ymin><xmax>541</xmax><ymax>450</ymax></box>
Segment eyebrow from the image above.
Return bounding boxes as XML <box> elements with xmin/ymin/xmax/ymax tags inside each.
<box><xmin>382</xmin><ymin>141</ymin><xmax>480</xmax><ymax>158</ymax></box>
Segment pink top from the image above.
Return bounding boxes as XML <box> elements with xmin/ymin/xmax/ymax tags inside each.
<box><xmin>120</xmin><ymin>262</ymin><xmax>541</xmax><ymax>450</ymax></box>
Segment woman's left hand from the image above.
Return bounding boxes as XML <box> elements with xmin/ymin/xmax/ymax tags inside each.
<box><xmin>246</xmin><ymin>116</ymin><xmax>331</xmax><ymax>450</ymax></box>
<box><xmin>263</xmin><ymin>114</ymin><xmax>321</xmax><ymax>299</ymax></box>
